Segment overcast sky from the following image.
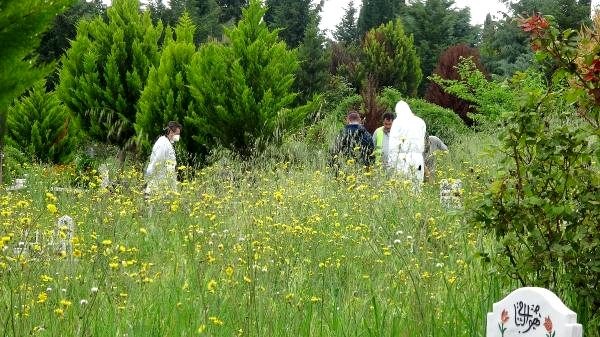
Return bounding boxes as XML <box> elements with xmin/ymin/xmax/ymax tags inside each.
<box><xmin>319</xmin><ymin>0</ymin><xmax>509</xmax><ymax>36</ymax></box>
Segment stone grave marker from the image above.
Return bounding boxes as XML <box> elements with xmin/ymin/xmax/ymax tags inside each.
<box><xmin>487</xmin><ymin>287</ymin><xmax>582</xmax><ymax>337</ymax></box>
<box><xmin>439</xmin><ymin>178</ymin><xmax>462</xmax><ymax>209</ymax></box>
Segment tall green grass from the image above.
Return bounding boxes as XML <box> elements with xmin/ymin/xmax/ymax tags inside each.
<box><xmin>0</xmin><ymin>131</ymin><xmax>515</xmax><ymax>337</ymax></box>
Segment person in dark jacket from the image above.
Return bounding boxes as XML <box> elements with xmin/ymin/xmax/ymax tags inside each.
<box><xmin>329</xmin><ymin>112</ymin><xmax>375</xmax><ymax>169</ymax></box>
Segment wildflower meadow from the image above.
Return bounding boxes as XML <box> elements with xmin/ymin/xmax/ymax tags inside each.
<box><xmin>0</xmin><ymin>134</ymin><xmax>514</xmax><ymax>337</ymax></box>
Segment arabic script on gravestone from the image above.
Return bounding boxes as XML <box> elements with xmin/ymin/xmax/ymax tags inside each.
<box><xmin>513</xmin><ymin>301</ymin><xmax>542</xmax><ymax>333</ymax></box>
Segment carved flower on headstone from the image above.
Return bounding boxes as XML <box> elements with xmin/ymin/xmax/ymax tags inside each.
<box><xmin>544</xmin><ymin>316</ymin><xmax>555</xmax><ymax>337</ymax></box>
<box><xmin>499</xmin><ymin>309</ymin><xmax>509</xmax><ymax>336</ymax></box>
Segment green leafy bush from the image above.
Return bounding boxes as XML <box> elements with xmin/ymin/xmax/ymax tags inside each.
<box><xmin>474</xmin><ymin>14</ymin><xmax>600</xmax><ymax>332</ymax></box>
<box><xmin>430</xmin><ymin>57</ymin><xmax>543</xmax><ymax>127</ymax></box>
<box><xmin>7</xmin><ymin>81</ymin><xmax>78</xmax><ymax>163</ymax></box>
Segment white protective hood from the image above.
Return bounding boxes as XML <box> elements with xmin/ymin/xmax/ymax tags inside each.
<box><xmin>388</xmin><ymin>101</ymin><xmax>426</xmax><ymax>181</ymax></box>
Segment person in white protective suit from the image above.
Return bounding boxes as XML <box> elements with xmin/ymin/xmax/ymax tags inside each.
<box><xmin>387</xmin><ymin>101</ymin><xmax>426</xmax><ymax>183</ymax></box>
<box><xmin>144</xmin><ymin>121</ymin><xmax>182</xmax><ymax>198</ymax></box>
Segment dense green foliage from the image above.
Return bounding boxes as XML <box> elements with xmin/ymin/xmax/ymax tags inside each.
<box><xmin>7</xmin><ymin>81</ymin><xmax>78</xmax><ymax>164</ymax></box>
<box><xmin>333</xmin><ymin>1</ymin><xmax>359</xmax><ymax>44</ymax></box>
<box><xmin>505</xmin><ymin>0</ymin><xmax>590</xmax><ymax>29</ymax></box>
<box><xmin>431</xmin><ymin>58</ymin><xmax>536</xmax><ymax>127</ymax></box>
<box><xmin>265</xmin><ymin>0</ymin><xmax>312</xmax><ymax>48</ymax></box>
<box><xmin>217</xmin><ymin>0</ymin><xmax>247</xmax><ymax>24</ymax></box>
<box><xmin>482</xmin><ymin>0</ymin><xmax>590</xmax><ymax>76</ymax></box>
<box><xmin>136</xmin><ymin>14</ymin><xmax>197</xmax><ymax>154</ymax></box>
<box><xmin>58</xmin><ymin>0</ymin><xmax>162</xmax><ymax>155</ymax></box>
<box><xmin>295</xmin><ymin>14</ymin><xmax>330</xmax><ymax>103</ymax></box>
<box><xmin>362</xmin><ymin>19</ymin><xmax>422</xmax><ymax>96</ymax></box>
<box><xmin>475</xmin><ymin>14</ymin><xmax>600</xmax><ymax>331</ymax></box>
<box><xmin>357</xmin><ymin>0</ymin><xmax>404</xmax><ymax>36</ymax></box>
<box><xmin>0</xmin><ymin>0</ymin><xmax>74</xmax><ymax>183</ymax></box>
<box><xmin>37</xmin><ymin>0</ymin><xmax>106</xmax><ymax>66</ymax></box>
<box><xmin>187</xmin><ymin>0</ymin><xmax>308</xmax><ymax>157</ymax></box>
<box><xmin>425</xmin><ymin>45</ymin><xmax>488</xmax><ymax>125</ymax></box>
<box><xmin>177</xmin><ymin>0</ymin><xmax>221</xmax><ymax>43</ymax></box>
<box><xmin>402</xmin><ymin>0</ymin><xmax>478</xmax><ymax>90</ymax></box>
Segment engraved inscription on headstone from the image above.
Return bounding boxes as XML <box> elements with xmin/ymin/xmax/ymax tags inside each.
<box><xmin>486</xmin><ymin>287</ymin><xmax>582</xmax><ymax>337</ymax></box>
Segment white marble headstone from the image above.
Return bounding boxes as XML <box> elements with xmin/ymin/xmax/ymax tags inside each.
<box><xmin>486</xmin><ymin>287</ymin><xmax>582</xmax><ymax>337</ymax></box>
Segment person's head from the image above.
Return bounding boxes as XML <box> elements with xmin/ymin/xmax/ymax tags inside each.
<box><xmin>382</xmin><ymin>111</ymin><xmax>395</xmax><ymax>133</ymax></box>
<box><xmin>164</xmin><ymin>121</ymin><xmax>182</xmax><ymax>143</ymax></box>
<box><xmin>346</xmin><ymin>111</ymin><xmax>361</xmax><ymax>125</ymax></box>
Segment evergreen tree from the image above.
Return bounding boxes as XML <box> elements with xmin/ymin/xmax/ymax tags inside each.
<box><xmin>217</xmin><ymin>0</ymin><xmax>247</xmax><ymax>24</ymax></box>
<box><xmin>58</xmin><ymin>0</ymin><xmax>163</xmax><ymax>162</ymax></box>
<box><xmin>0</xmin><ymin>0</ymin><xmax>74</xmax><ymax>183</ymax></box>
<box><xmin>362</xmin><ymin>19</ymin><xmax>422</xmax><ymax>96</ymax></box>
<box><xmin>480</xmin><ymin>17</ymin><xmax>532</xmax><ymax>76</ymax></box>
<box><xmin>136</xmin><ymin>13</ymin><xmax>197</xmax><ymax>154</ymax></box>
<box><xmin>296</xmin><ymin>10</ymin><xmax>330</xmax><ymax>103</ymax></box>
<box><xmin>505</xmin><ymin>0</ymin><xmax>590</xmax><ymax>29</ymax></box>
<box><xmin>357</xmin><ymin>0</ymin><xmax>405</xmax><ymax>36</ymax></box>
<box><xmin>147</xmin><ymin>0</ymin><xmax>172</xmax><ymax>25</ymax></box>
<box><xmin>37</xmin><ymin>0</ymin><xmax>106</xmax><ymax>65</ymax></box>
<box><xmin>265</xmin><ymin>0</ymin><xmax>312</xmax><ymax>48</ymax></box>
<box><xmin>188</xmin><ymin>0</ymin><xmax>309</xmax><ymax>157</ymax></box>
<box><xmin>482</xmin><ymin>0</ymin><xmax>590</xmax><ymax>76</ymax></box>
<box><xmin>333</xmin><ymin>1</ymin><xmax>359</xmax><ymax>44</ymax></box>
<box><xmin>7</xmin><ymin>81</ymin><xmax>78</xmax><ymax>164</ymax></box>
<box><xmin>167</xmin><ymin>0</ymin><xmax>221</xmax><ymax>44</ymax></box>
<box><xmin>402</xmin><ymin>0</ymin><xmax>478</xmax><ymax>91</ymax></box>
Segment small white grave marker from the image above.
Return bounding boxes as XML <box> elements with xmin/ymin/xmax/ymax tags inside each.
<box><xmin>51</xmin><ymin>215</ymin><xmax>76</xmax><ymax>256</ymax></box>
<box><xmin>439</xmin><ymin>178</ymin><xmax>462</xmax><ymax>209</ymax></box>
<box><xmin>487</xmin><ymin>287</ymin><xmax>582</xmax><ymax>337</ymax></box>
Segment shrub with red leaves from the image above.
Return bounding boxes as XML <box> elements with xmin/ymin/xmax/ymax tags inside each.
<box><xmin>425</xmin><ymin>44</ymin><xmax>489</xmax><ymax>126</ymax></box>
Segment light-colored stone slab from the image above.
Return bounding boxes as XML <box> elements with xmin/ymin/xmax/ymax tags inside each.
<box><xmin>487</xmin><ymin>287</ymin><xmax>582</xmax><ymax>337</ymax></box>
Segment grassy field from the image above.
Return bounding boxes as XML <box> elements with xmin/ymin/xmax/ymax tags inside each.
<box><xmin>0</xmin><ymin>132</ymin><xmax>517</xmax><ymax>337</ymax></box>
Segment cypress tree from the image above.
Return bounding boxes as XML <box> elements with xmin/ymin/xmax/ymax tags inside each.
<box><xmin>357</xmin><ymin>0</ymin><xmax>405</xmax><ymax>36</ymax></box>
<box><xmin>58</xmin><ymin>0</ymin><xmax>163</xmax><ymax>162</ymax></box>
<box><xmin>136</xmin><ymin>13</ymin><xmax>197</xmax><ymax>154</ymax></box>
<box><xmin>333</xmin><ymin>1</ymin><xmax>359</xmax><ymax>44</ymax></box>
<box><xmin>296</xmin><ymin>10</ymin><xmax>330</xmax><ymax>102</ymax></box>
<box><xmin>188</xmin><ymin>0</ymin><xmax>308</xmax><ymax>158</ymax></box>
<box><xmin>217</xmin><ymin>0</ymin><xmax>248</xmax><ymax>24</ymax></box>
<box><xmin>7</xmin><ymin>81</ymin><xmax>79</xmax><ymax>164</ymax></box>
<box><xmin>265</xmin><ymin>0</ymin><xmax>312</xmax><ymax>48</ymax></box>
<box><xmin>0</xmin><ymin>0</ymin><xmax>74</xmax><ymax>183</ymax></box>
<box><xmin>402</xmin><ymin>0</ymin><xmax>477</xmax><ymax>91</ymax></box>
<box><xmin>362</xmin><ymin>19</ymin><xmax>422</xmax><ymax>96</ymax></box>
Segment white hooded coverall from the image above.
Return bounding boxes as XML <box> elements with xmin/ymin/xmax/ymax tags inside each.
<box><xmin>145</xmin><ymin>135</ymin><xmax>177</xmax><ymax>195</ymax></box>
<box><xmin>388</xmin><ymin>101</ymin><xmax>426</xmax><ymax>182</ymax></box>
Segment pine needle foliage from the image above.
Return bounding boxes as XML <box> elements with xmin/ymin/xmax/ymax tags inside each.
<box><xmin>0</xmin><ymin>0</ymin><xmax>75</xmax><ymax>182</ymax></box>
<box><xmin>7</xmin><ymin>81</ymin><xmax>79</xmax><ymax>163</ymax></box>
<box><xmin>188</xmin><ymin>0</ymin><xmax>308</xmax><ymax>158</ymax></box>
<box><xmin>362</xmin><ymin>19</ymin><xmax>422</xmax><ymax>96</ymax></box>
<box><xmin>136</xmin><ymin>13</ymin><xmax>197</xmax><ymax>154</ymax></box>
<box><xmin>58</xmin><ymin>0</ymin><xmax>163</xmax><ymax>155</ymax></box>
